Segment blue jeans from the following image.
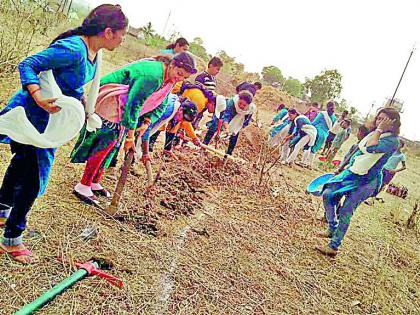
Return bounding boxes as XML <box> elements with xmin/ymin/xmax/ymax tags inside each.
<box><xmin>323</xmin><ymin>181</ymin><xmax>376</xmax><ymax>250</ymax></box>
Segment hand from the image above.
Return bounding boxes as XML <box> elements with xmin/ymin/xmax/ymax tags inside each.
<box><xmin>377</xmin><ymin>117</ymin><xmax>394</xmax><ymax>132</ymax></box>
<box><xmin>35</xmin><ymin>97</ymin><xmax>61</xmax><ymax>114</ymax></box>
<box><xmin>124</xmin><ymin>137</ymin><xmax>136</xmax><ymax>152</ymax></box>
<box><xmin>192</xmin><ymin>137</ymin><xmax>201</xmax><ymax>147</ymax></box>
<box><xmin>141</xmin><ymin>154</ymin><xmax>151</xmax><ymax>165</ymax></box>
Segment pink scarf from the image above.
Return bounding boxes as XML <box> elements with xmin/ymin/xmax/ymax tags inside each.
<box><xmin>94</xmin><ymin>82</ymin><xmax>174</xmax><ymax>123</ymax></box>
<box><xmin>139</xmin><ymin>81</ymin><xmax>173</xmax><ymax>116</ymax></box>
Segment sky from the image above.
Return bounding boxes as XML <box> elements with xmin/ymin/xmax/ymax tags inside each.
<box><xmin>84</xmin><ymin>0</ymin><xmax>420</xmax><ymax>141</ymax></box>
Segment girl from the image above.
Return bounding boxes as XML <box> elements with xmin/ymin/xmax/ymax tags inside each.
<box><xmin>281</xmin><ymin>109</ymin><xmax>317</xmax><ymax>165</ymax></box>
<box><xmin>70</xmin><ymin>52</ymin><xmax>197</xmax><ymax>206</ymax></box>
<box><xmin>325</xmin><ymin>119</ymin><xmax>351</xmax><ymax>162</ymax></box>
<box><xmin>0</xmin><ymin>4</ymin><xmax>128</xmax><ymax>264</ymax></box>
<box><xmin>160</xmin><ymin>37</ymin><xmax>189</xmax><ymax>55</ymax></box>
<box><xmin>304</xmin><ymin>102</ymin><xmax>320</xmax><ymax>122</ymax></box>
<box><xmin>268</xmin><ymin>104</ymin><xmax>290</xmax><ymax>148</ymax></box>
<box><xmin>316</xmin><ymin>108</ymin><xmax>401</xmax><ymax>257</ymax></box>
<box><xmin>203</xmin><ymin>91</ymin><xmax>254</xmax><ymax>156</ymax></box>
<box><xmin>162</xmin><ymin>99</ymin><xmax>200</xmax><ymax>156</ymax></box>
<box><xmin>322</xmin><ymin>110</ymin><xmax>349</xmax><ymax>155</ymax></box>
<box><xmin>271</xmin><ymin>104</ymin><xmax>288</xmax><ymax>125</ymax></box>
<box><xmin>301</xmin><ymin>101</ymin><xmax>336</xmax><ymax>168</ymax></box>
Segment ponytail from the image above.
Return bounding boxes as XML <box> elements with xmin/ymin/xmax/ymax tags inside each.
<box><xmin>51</xmin><ymin>4</ymin><xmax>128</xmax><ymax>45</ymax></box>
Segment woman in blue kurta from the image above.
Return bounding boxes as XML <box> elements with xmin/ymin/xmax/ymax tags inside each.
<box><xmin>160</xmin><ymin>37</ymin><xmax>189</xmax><ymax>55</ymax></box>
<box><xmin>203</xmin><ymin>91</ymin><xmax>254</xmax><ymax>156</ymax></box>
<box><xmin>0</xmin><ymin>5</ymin><xmax>128</xmax><ymax>264</ymax></box>
<box><xmin>302</xmin><ymin>101</ymin><xmax>336</xmax><ymax>167</ymax></box>
<box><xmin>316</xmin><ymin>108</ymin><xmax>401</xmax><ymax>257</ymax></box>
<box><xmin>281</xmin><ymin>109</ymin><xmax>317</xmax><ymax>165</ymax></box>
<box><xmin>269</xmin><ymin>104</ymin><xmax>290</xmax><ymax>147</ymax></box>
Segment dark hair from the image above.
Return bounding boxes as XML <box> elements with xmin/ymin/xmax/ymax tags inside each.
<box><xmin>342</xmin><ymin>110</ymin><xmax>349</xmax><ymax>115</ymax></box>
<box><xmin>312</xmin><ymin>102</ymin><xmax>320</xmax><ymax>108</ymax></box>
<box><xmin>374</xmin><ymin>107</ymin><xmax>401</xmax><ymax>135</ymax></box>
<box><xmin>326</xmin><ymin>101</ymin><xmax>336</xmax><ymax>110</ymax></box>
<box><xmin>277</xmin><ymin>103</ymin><xmax>286</xmax><ymax>111</ymax></box>
<box><xmin>399</xmin><ymin>138</ymin><xmax>405</xmax><ymax>148</ymax></box>
<box><xmin>180</xmin><ymin>82</ymin><xmax>215</xmax><ymax>103</ymax></box>
<box><xmin>208</xmin><ymin>56</ymin><xmax>223</xmax><ymax>68</ymax></box>
<box><xmin>166</xmin><ymin>37</ymin><xmax>189</xmax><ymax>49</ymax></box>
<box><xmin>254</xmin><ymin>82</ymin><xmax>262</xmax><ymax>90</ymax></box>
<box><xmin>358</xmin><ymin>125</ymin><xmax>370</xmax><ymax>138</ymax></box>
<box><xmin>342</xmin><ymin>119</ymin><xmax>351</xmax><ymax>127</ymax></box>
<box><xmin>51</xmin><ymin>4</ymin><xmax>128</xmax><ymax>44</ymax></box>
<box><xmin>238</xmin><ymin>91</ymin><xmax>253</xmax><ymax>105</ymax></box>
<box><xmin>172</xmin><ymin>52</ymin><xmax>197</xmax><ymax>74</ymax></box>
<box><xmin>180</xmin><ymin>98</ymin><xmax>198</xmax><ymax>122</ymax></box>
<box><xmin>288</xmin><ymin>108</ymin><xmax>298</xmax><ymax>115</ymax></box>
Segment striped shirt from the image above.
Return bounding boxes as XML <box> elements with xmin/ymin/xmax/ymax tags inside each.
<box><xmin>195</xmin><ymin>71</ymin><xmax>216</xmax><ymax>91</ymax></box>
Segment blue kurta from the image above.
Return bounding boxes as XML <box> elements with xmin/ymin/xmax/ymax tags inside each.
<box><xmin>141</xmin><ymin>94</ymin><xmax>177</xmax><ymax>141</ymax></box>
<box><xmin>273</xmin><ymin>108</ymin><xmax>288</xmax><ymax>123</ymax></box>
<box><xmin>311</xmin><ymin>111</ymin><xmax>337</xmax><ymax>153</ymax></box>
<box><xmin>324</xmin><ymin>133</ymin><xmax>400</xmax><ymax>196</ymax></box>
<box><xmin>0</xmin><ymin>36</ymin><xmax>97</xmax><ymax>195</ymax></box>
<box><xmin>288</xmin><ymin>115</ymin><xmax>311</xmax><ymax>147</ymax></box>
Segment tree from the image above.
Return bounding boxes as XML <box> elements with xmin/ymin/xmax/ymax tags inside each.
<box><xmin>140</xmin><ymin>22</ymin><xmax>155</xmax><ymax>45</ymax></box>
<box><xmin>304</xmin><ymin>69</ymin><xmax>342</xmax><ymax>105</ymax></box>
<box><xmin>217</xmin><ymin>50</ymin><xmax>238</xmax><ymax>75</ymax></box>
<box><xmin>193</xmin><ymin>37</ymin><xmax>204</xmax><ymax>46</ymax></box>
<box><xmin>283</xmin><ymin>77</ymin><xmax>303</xmax><ymax>98</ymax></box>
<box><xmin>261</xmin><ymin>66</ymin><xmax>284</xmax><ymax>86</ymax></box>
<box><xmin>336</xmin><ymin>98</ymin><xmax>349</xmax><ymax>113</ymax></box>
<box><xmin>189</xmin><ymin>37</ymin><xmax>209</xmax><ymax>62</ymax></box>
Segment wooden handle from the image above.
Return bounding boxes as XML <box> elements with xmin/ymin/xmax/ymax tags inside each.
<box><xmin>145</xmin><ymin>160</ymin><xmax>153</xmax><ymax>184</ymax></box>
<box><xmin>200</xmin><ymin>143</ymin><xmax>240</xmax><ymax>162</ymax></box>
<box><xmin>107</xmin><ymin>150</ymin><xmax>135</xmax><ymax>215</ymax></box>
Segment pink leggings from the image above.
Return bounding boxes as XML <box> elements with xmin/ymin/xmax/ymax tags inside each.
<box><xmin>81</xmin><ymin>141</ymin><xmax>117</xmax><ymax>186</ymax></box>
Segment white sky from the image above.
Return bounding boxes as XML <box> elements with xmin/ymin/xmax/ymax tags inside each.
<box><xmin>86</xmin><ymin>0</ymin><xmax>420</xmax><ymax>141</ymax></box>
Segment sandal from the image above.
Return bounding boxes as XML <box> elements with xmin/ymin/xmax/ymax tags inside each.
<box><xmin>0</xmin><ymin>244</ymin><xmax>38</xmax><ymax>264</ymax></box>
<box><xmin>73</xmin><ymin>190</ymin><xmax>102</xmax><ymax>208</ymax></box>
<box><xmin>92</xmin><ymin>188</ymin><xmax>111</xmax><ymax>198</ymax></box>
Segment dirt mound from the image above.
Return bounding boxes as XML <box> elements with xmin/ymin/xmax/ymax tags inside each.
<box><xmin>254</xmin><ymin>86</ymin><xmax>309</xmax><ymax>114</ymax></box>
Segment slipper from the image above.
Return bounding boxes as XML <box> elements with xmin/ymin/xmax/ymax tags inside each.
<box><xmin>73</xmin><ymin>190</ymin><xmax>101</xmax><ymax>208</ymax></box>
<box><xmin>92</xmin><ymin>188</ymin><xmax>111</xmax><ymax>198</ymax></box>
<box><xmin>0</xmin><ymin>244</ymin><xmax>38</xmax><ymax>264</ymax></box>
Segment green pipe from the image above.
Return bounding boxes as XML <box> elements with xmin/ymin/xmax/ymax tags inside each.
<box><xmin>14</xmin><ymin>269</ymin><xmax>88</xmax><ymax>315</ymax></box>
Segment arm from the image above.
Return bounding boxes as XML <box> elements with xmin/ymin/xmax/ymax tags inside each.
<box><xmin>18</xmin><ymin>40</ymin><xmax>80</xmax><ymax>113</ymax></box>
<box><xmin>366</xmin><ymin>117</ymin><xmax>395</xmax><ymax>148</ymax></box>
<box><xmin>395</xmin><ymin>160</ymin><xmax>407</xmax><ymax>173</ymax></box>
<box><xmin>181</xmin><ymin>121</ymin><xmax>198</xmax><ymax>140</ymax></box>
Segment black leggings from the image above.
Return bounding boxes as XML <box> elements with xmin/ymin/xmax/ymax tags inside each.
<box><xmin>0</xmin><ymin>141</ymin><xmax>39</xmax><ymax>239</ymax></box>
